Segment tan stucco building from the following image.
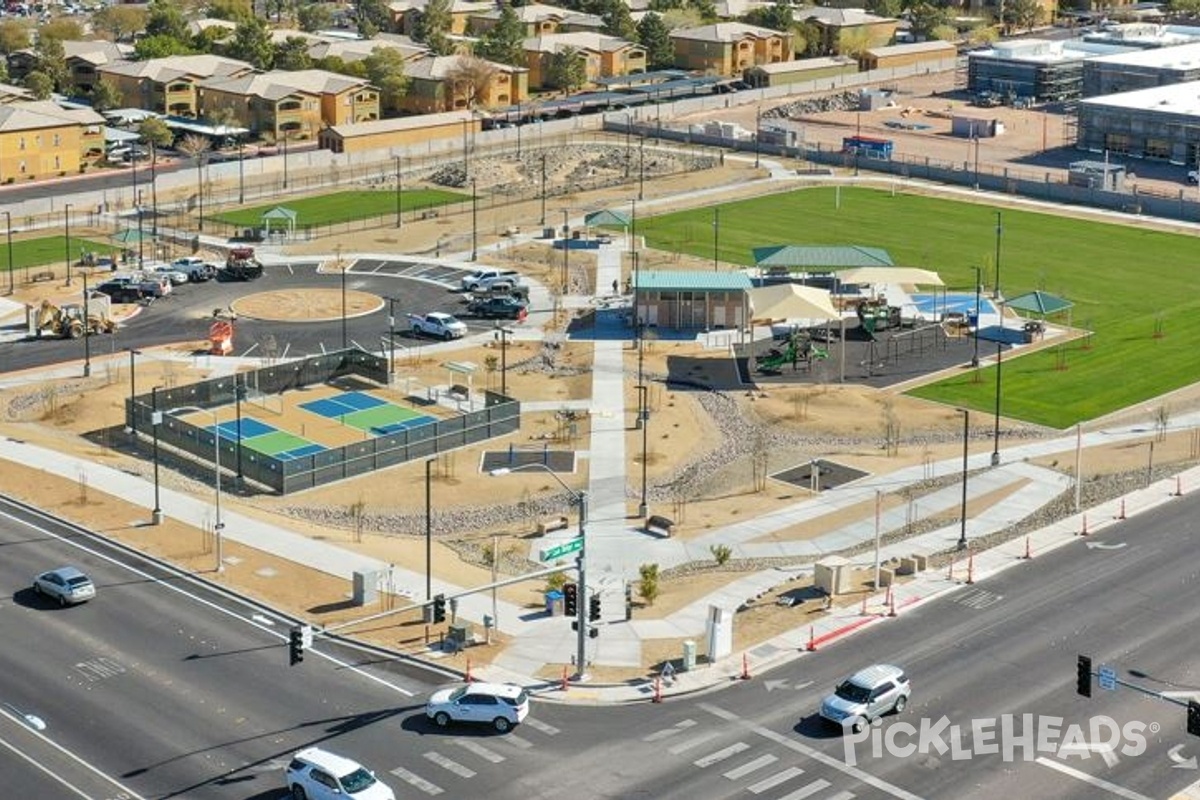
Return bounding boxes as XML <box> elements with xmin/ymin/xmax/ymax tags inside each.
<box><xmin>523</xmin><ymin>32</ymin><xmax>646</xmax><ymax>89</ymax></box>
<box><xmin>401</xmin><ymin>55</ymin><xmax>527</xmax><ymax>114</ymax></box>
<box><xmin>670</xmin><ymin>23</ymin><xmax>791</xmax><ymax>76</ymax></box>
<box><xmin>469</xmin><ymin>3</ymin><xmax>602</xmax><ymax>37</ymax></box>
<box><xmin>97</xmin><ymin>55</ymin><xmax>257</xmax><ymax>118</ymax></box>
<box><xmin>319</xmin><ymin>109</ymin><xmax>480</xmax><ymax>154</ymax></box>
<box><xmin>0</xmin><ymin>101</ymin><xmax>105</xmax><ymax>182</ymax></box>
<box><xmin>198</xmin><ymin>70</ymin><xmax>379</xmax><ymax>142</ymax></box>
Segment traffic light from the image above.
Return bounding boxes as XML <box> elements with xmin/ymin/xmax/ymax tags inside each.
<box><xmin>589</xmin><ymin>594</ymin><xmax>601</xmax><ymax>622</ymax></box>
<box><xmin>1076</xmin><ymin>655</ymin><xmax>1092</xmax><ymax>698</ymax></box>
<box><xmin>563</xmin><ymin>583</ymin><xmax>578</xmax><ymax>616</ymax></box>
<box><xmin>1189</xmin><ymin>701</ymin><xmax>1200</xmax><ymax>737</ymax></box>
<box><xmin>433</xmin><ymin>594</ymin><xmax>446</xmax><ymax>624</ymax></box>
<box><xmin>289</xmin><ymin>626</ymin><xmax>304</xmax><ymax>666</ymax></box>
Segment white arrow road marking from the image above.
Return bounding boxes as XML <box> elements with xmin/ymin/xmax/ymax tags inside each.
<box><xmin>1163</xmin><ymin>692</ymin><xmax>1200</xmax><ymax>701</ymax></box>
<box><xmin>765</xmin><ymin>679</ymin><xmax>814</xmax><ymax>692</ymax></box>
<box><xmin>1058</xmin><ymin>741</ymin><xmax>1120</xmax><ymax>767</ymax></box>
<box><xmin>1170</xmin><ymin>745</ymin><xmax>1199</xmax><ymax>770</ymax></box>
<box><xmin>1085</xmin><ymin>542</ymin><xmax>1128</xmax><ymax>550</ymax></box>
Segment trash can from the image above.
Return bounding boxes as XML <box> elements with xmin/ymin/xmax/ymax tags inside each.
<box><xmin>682</xmin><ymin>640</ymin><xmax>697</xmax><ymax>672</ymax></box>
<box><xmin>966</xmin><ymin>312</ymin><xmax>979</xmax><ymax>329</ymax></box>
<box><xmin>545</xmin><ymin>590</ymin><xmax>563</xmax><ymax>616</ymax></box>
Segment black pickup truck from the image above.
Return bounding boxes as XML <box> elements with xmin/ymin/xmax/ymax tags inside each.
<box><xmin>466</xmin><ymin>296</ymin><xmax>528</xmax><ymax>320</ymax></box>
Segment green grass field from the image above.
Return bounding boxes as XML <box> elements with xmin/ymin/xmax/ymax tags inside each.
<box><xmin>3</xmin><ymin>237</ymin><xmax>113</xmax><ymax>273</ymax></box>
<box><xmin>636</xmin><ymin>186</ymin><xmax>1200</xmax><ymax>429</ymax></box>
<box><xmin>211</xmin><ymin>189</ymin><xmax>466</xmax><ymax>228</ymax></box>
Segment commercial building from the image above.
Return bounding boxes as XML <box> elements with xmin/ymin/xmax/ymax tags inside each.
<box><xmin>1077</xmin><ymin>81</ymin><xmax>1200</xmax><ymax>164</ymax></box>
<box><xmin>1083</xmin><ymin>42</ymin><xmax>1200</xmax><ymax>97</ymax></box>
<box><xmin>967</xmin><ymin>39</ymin><xmax>1132</xmax><ymax>101</ymax></box>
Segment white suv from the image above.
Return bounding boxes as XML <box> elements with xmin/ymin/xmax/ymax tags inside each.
<box><xmin>426</xmin><ymin>681</ymin><xmax>530</xmax><ymax>732</ymax></box>
<box><xmin>284</xmin><ymin>747</ymin><xmax>394</xmax><ymax>800</ymax></box>
<box><xmin>819</xmin><ymin>664</ymin><xmax>911</xmax><ymax>734</ymax></box>
<box><xmin>461</xmin><ymin>268</ymin><xmax>518</xmax><ymax>291</ymax></box>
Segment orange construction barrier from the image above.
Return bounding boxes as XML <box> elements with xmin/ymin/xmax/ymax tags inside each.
<box><xmin>652</xmin><ymin>676</ymin><xmax>663</xmax><ymax>703</ymax></box>
<box><xmin>208</xmin><ymin>319</ymin><xmax>233</xmax><ymax>356</ymax></box>
<box><xmin>560</xmin><ymin>665</ymin><xmax>569</xmax><ymax>692</ymax></box>
<box><xmin>741</xmin><ymin>653</ymin><xmax>751</xmax><ymax>680</ymax></box>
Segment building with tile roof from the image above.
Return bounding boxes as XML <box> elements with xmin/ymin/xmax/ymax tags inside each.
<box><xmin>0</xmin><ymin>100</ymin><xmax>106</xmax><ymax>181</ymax></box>
<box><xmin>97</xmin><ymin>55</ymin><xmax>257</xmax><ymax>117</ymax></box>
<box><xmin>198</xmin><ymin>69</ymin><xmax>380</xmax><ymax>140</ymax></box>
<box><xmin>401</xmin><ymin>55</ymin><xmax>527</xmax><ymax>114</ymax></box>
<box><xmin>523</xmin><ymin>32</ymin><xmax>646</xmax><ymax>89</ymax></box>
<box><xmin>669</xmin><ymin>22</ymin><xmax>791</xmax><ymax>76</ymax></box>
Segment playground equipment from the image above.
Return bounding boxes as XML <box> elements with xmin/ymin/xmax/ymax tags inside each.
<box><xmin>855</xmin><ymin>299</ymin><xmax>901</xmax><ymax>335</ymax></box>
<box><xmin>209</xmin><ymin>319</ymin><xmax>234</xmax><ymax>355</ymax></box>
<box><xmin>28</xmin><ymin>294</ymin><xmax>116</xmax><ymax>339</ymax></box>
<box><xmin>756</xmin><ymin>332</ymin><xmax>828</xmax><ymax>374</ymax></box>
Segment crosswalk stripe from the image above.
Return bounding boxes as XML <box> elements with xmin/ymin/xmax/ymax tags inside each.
<box><xmin>644</xmin><ymin>719</ymin><xmax>697</xmax><ymax>742</ymax></box>
<box><xmin>748</xmin><ymin>766</ymin><xmax>805</xmax><ymax>793</ymax></box>
<box><xmin>503</xmin><ymin>733</ymin><xmax>534</xmax><ymax>750</ymax></box>
<box><xmin>723</xmin><ymin>754</ymin><xmax>778</xmax><ymax>780</ymax></box>
<box><xmin>455</xmin><ymin>739</ymin><xmax>505</xmax><ymax>763</ymax></box>
<box><xmin>824</xmin><ymin>792</ymin><xmax>855</xmax><ymax>800</ymax></box>
<box><xmin>423</xmin><ymin>751</ymin><xmax>475</xmax><ymax>778</ymax></box>
<box><xmin>389</xmin><ymin>766</ymin><xmax>443</xmax><ymax>795</ymax></box>
<box><xmin>668</xmin><ymin>731</ymin><xmax>721</xmax><ymax>755</ymax></box>
<box><xmin>777</xmin><ymin>778</ymin><xmax>832</xmax><ymax>800</ymax></box>
<box><xmin>523</xmin><ymin>717</ymin><xmax>561</xmax><ymax>736</ymax></box>
<box><xmin>694</xmin><ymin>742</ymin><xmax>750</xmax><ymax>768</ymax></box>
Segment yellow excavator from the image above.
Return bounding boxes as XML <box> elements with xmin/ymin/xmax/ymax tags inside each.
<box><xmin>28</xmin><ymin>293</ymin><xmax>117</xmax><ymax>339</ymax></box>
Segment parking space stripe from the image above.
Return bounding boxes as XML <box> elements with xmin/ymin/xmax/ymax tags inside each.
<box><xmin>644</xmin><ymin>719</ymin><xmax>697</xmax><ymax>742</ymax></box>
<box><xmin>523</xmin><ymin>717</ymin><xmax>561</xmax><ymax>736</ymax></box>
<box><xmin>668</xmin><ymin>731</ymin><xmax>721</xmax><ymax>755</ymax></box>
<box><xmin>777</xmin><ymin>779</ymin><xmax>831</xmax><ymax>800</ymax></box>
<box><xmin>423</xmin><ymin>751</ymin><xmax>475</xmax><ymax>778</ymax></box>
<box><xmin>455</xmin><ymin>739</ymin><xmax>506</xmax><ymax>764</ymax></box>
<box><xmin>388</xmin><ymin>766</ymin><xmax>442</xmax><ymax>795</ymax></box>
<box><xmin>694</xmin><ymin>742</ymin><xmax>750</xmax><ymax>768</ymax></box>
<box><xmin>502</xmin><ymin>733</ymin><xmax>534</xmax><ymax>750</ymax></box>
<box><xmin>825</xmin><ymin>791</ymin><xmax>856</xmax><ymax>800</ymax></box>
<box><xmin>723</xmin><ymin>754</ymin><xmax>778</xmax><ymax>779</ymax></box>
<box><xmin>748</xmin><ymin>766</ymin><xmax>805</xmax><ymax>794</ymax></box>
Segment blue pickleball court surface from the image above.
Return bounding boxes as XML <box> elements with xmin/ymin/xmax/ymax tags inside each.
<box><xmin>206</xmin><ymin>417</ymin><xmax>327</xmax><ymax>460</ymax></box>
<box><xmin>371</xmin><ymin>415</ymin><xmax>436</xmax><ymax>435</ymax></box>
<box><xmin>299</xmin><ymin>391</ymin><xmax>388</xmax><ymax>418</ymax></box>
<box><xmin>213</xmin><ymin>418</ymin><xmax>275</xmax><ymax>441</ymax></box>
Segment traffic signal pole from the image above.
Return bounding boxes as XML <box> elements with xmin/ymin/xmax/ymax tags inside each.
<box><xmin>575</xmin><ymin>491</ymin><xmax>588</xmax><ymax>681</ymax></box>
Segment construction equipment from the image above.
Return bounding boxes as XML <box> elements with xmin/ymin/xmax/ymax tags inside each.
<box><xmin>28</xmin><ymin>293</ymin><xmax>116</xmax><ymax>339</ymax></box>
<box><xmin>221</xmin><ymin>246</ymin><xmax>263</xmax><ymax>281</ymax></box>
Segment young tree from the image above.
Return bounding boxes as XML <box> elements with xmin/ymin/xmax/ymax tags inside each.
<box><xmin>298</xmin><ymin>2</ymin><xmax>333</xmax><ymax>32</ymax></box>
<box><xmin>474</xmin><ymin>2</ymin><xmax>525</xmax><ymax>67</ymax></box>
<box><xmin>688</xmin><ymin>0</ymin><xmax>718</xmax><ymax>23</ymax></box>
<box><xmin>600</xmin><ymin>0</ymin><xmax>638</xmax><ymax>39</ymax></box>
<box><xmin>137</xmin><ymin>117</ymin><xmax>175</xmax><ymax>158</ymax></box>
<box><xmin>91</xmin><ymin>6</ymin><xmax>149</xmax><ymax>41</ymax></box>
<box><xmin>145</xmin><ymin>0</ymin><xmax>191</xmax><ymax>40</ymax></box>
<box><xmin>444</xmin><ymin>55</ymin><xmax>498</xmax><ymax>109</ymax></box>
<box><xmin>90</xmin><ymin>79</ymin><xmax>123</xmax><ymax>111</ymax></box>
<box><xmin>414</xmin><ymin>0</ymin><xmax>454</xmax><ymax>54</ymax></box>
<box><xmin>637</xmin><ymin>13</ymin><xmax>674</xmax><ymax>70</ymax></box>
<box><xmin>208</xmin><ymin>0</ymin><xmax>253</xmax><ymax>21</ymax></box>
<box><xmin>134</xmin><ymin>34</ymin><xmax>197</xmax><ymax>59</ymax></box>
<box><xmin>1004</xmin><ymin>0</ymin><xmax>1043</xmax><ymax>33</ymax></box>
<box><xmin>0</xmin><ymin>19</ymin><xmax>29</xmax><ymax>54</ymax></box>
<box><xmin>546</xmin><ymin>46</ymin><xmax>587</xmax><ymax>91</ymax></box>
<box><xmin>23</xmin><ymin>71</ymin><xmax>54</xmax><ymax>100</ymax></box>
<box><xmin>224</xmin><ymin>17</ymin><xmax>275</xmax><ymax>69</ymax></box>
<box><xmin>33</xmin><ymin>36</ymin><xmax>69</xmax><ymax>93</ymax></box>
<box><xmin>356</xmin><ymin>0</ymin><xmax>393</xmax><ymax>35</ymax></box>
<box><xmin>908</xmin><ymin>2</ymin><xmax>952</xmax><ymax>39</ymax></box>
<box><xmin>274</xmin><ymin>36</ymin><xmax>314</xmax><ymax>70</ymax></box>
<box><xmin>743</xmin><ymin>0</ymin><xmax>794</xmax><ymax>33</ymax></box>
<box><xmin>362</xmin><ymin>46</ymin><xmax>410</xmax><ymax>112</ymax></box>
<box><xmin>648</xmin><ymin>0</ymin><xmax>683</xmax><ymax>10</ymax></box>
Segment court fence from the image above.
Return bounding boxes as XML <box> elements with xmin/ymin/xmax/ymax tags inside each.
<box><xmin>126</xmin><ymin>348</ymin><xmax>521</xmax><ymax>495</ymax></box>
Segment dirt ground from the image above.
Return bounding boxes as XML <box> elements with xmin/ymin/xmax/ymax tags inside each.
<box><xmin>8</xmin><ymin>71</ymin><xmax>1200</xmax><ymax>681</ymax></box>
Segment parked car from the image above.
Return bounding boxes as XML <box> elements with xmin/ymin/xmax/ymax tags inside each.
<box><xmin>408</xmin><ymin>312</ymin><xmax>467</xmax><ymax>340</ymax></box>
<box><xmin>819</xmin><ymin>664</ymin><xmax>910</xmax><ymax>733</ymax></box>
<box><xmin>95</xmin><ymin>281</ymin><xmax>145</xmax><ymax>304</ymax></box>
<box><xmin>426</xmin><ymin>681</ymin><xmax>529</xmax><ymax>732</ymax></box>
<box><xmin>1188</xmin><ymin>169</ymin><xmax>1199</xmax><ymax>185</ymax></box>
<box><xmin>171</xmin><ymin>256</ymin><xmax>217</xmax><ymax>282</ymax></box>
<box><xmin>33</xmin><ymin>566</ymin><xmax>96</xmax><ymax>606</ymax></box>
<box><xmin>284</xmin><ymin>747</ymin><xmax>394</xmax><ymax>800</ymax></box>
<box><xmin>149</xmin><ymin>264</ymin><xmax>189</xmax><ymax>285</ymax></box>
<box><xmin>117</xmin><ymin>272</ymin><xmax>170</xmax><ymax>297</ymax></box>
<box><xmin>461</xmin><ymin>268</ymin><xmax>519</xmax><ymax>291</ymax></box>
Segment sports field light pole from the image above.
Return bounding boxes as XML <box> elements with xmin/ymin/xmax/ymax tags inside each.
<box><xmin>959</xmin><ymin>408</ymin><xmax>969</xmax><ymax>549</ymax></box>
<box><xmin>150</xmin><ymin>386</ymin><xmax>163</xmax><ymax>525</ymax></box>
<box><xmin>339</xmin><ymin>246</ymin><xmax>348</xmax><ymax>350</ymax></box>
<box><xmin>64</xmin><ymin>203</ymin><xmax>73</xmax><ymax>286</ymax></box>
<box><xmin>993</xmin><ymin>211</ymin><xmax>1003</xmax><ymax>299</ymax></box>
<box><xmin>992</xmin><ymin>319</ymin><xmax>1003</xmax><ymax>468</ymax></box>
<box><xmin>637</xmin><ymin>382</ymin><xmax>648</xmax><ymax>518</ymax></box>
<box><xmin>470</xmin><ymin>178</ymin><xmax>478</xmax><ymax>261</ymax></box>
<box><xmin>394</xmin><ymin>155</ymin><xmax>403</xmax><ymax>229</ymax></box>
<box><xmin>712</xmin><ymin>207</ymin><xmax>719</xmax><ymax>271</ymax></box>
<box><xmin>5</xmin><ymin>209</ymin><xmax>13</xmax><ymax>295</ymax></box>
<box><xmin>491</xmin><ymin>464</ymin><xmax>589</xmax><ymax>680</ymax></box>
<box><xmin>81</xmin><ymin>272</ymin><xmax>91</xmax><ymax>377</ymax></box>
<box><xmin>971</xmin><ymin>266</ymin><xmax>982</xmax><ymax>368</ymax></box>
<box><xmin>234</xmin><ymin>375</ymin><xmax>245</xmax><ymax>482</ymax></box>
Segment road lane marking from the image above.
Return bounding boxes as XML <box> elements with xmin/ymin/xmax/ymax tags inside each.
<box><xmin>643</xmin><ymin>719</ymin><xmax>697</xmax><ymax>742</ymax></box>
<box><xmin>694</xmin><ymin>742</ymin><xmax>750</xmax><ymax>767</ymax></box>
<box><xmin>423</xmin><ymin>751</ymin><xmax>475</xmax><ymax>778</ymax></box>
<box><xmin>777</xmin><ymin>779</ymin><xmax>832</xmax><ymax>800</ymax></box>
<box><xmin>1035</xmin><ymin>756</ymin><xmax>1155</xmax><ymax>800</ymax></box>
<box><xmin>522</xmin><ymin>717</ymin><xmax>561</xmax><ymax>735</ymax></box>
<box><xmin>724</xmin><ymin>753</ymin><xmax>778</xmax><ymax>779</ymax></box>
<box><xmin>826</xmin><ymin>792</ymin><xmax>856</xmax><ymax>800</ymax></box>
<box><xmin>698</xmin><ymin>702</ymin><xmax>923</xmax><ymax>800</ymax></box>
<box><xmin>748</xmin><ymin>765</ymin><xmax>804</xmax><ymax>793</ymax></box>
<box><xmin>389</xmin><ymin>765</ymin><xmax>442</xmax><ymax>795</ymax></box>
<box><xmin>455</xmin><ymin>739</ymin><xmax>505</xmax><ymax>763</ymax></box>
<box><xmin>668</xmin><ymin>731</ymin><xmax>721</xmax><ymax>754</ymax></box>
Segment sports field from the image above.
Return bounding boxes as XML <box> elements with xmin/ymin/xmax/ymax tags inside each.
<box><xmin>636</xmin><ymin>186</ymin><xmax>1200</xmax><ymax>429</ymax></box>
<box><xmin>212</xmin><ymin>189</ymin><xmax>466</xmax><ymax>228</ymax></box>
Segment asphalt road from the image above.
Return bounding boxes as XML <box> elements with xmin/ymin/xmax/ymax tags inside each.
<box><xmin>0</xmin><ymin>259</ymin><xmax>496</xmax><ymax>374</ymax></box>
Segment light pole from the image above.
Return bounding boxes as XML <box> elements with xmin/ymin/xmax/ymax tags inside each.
<box><xmin>238</xmin><ymin>138</ymin><xmax>245</xmax><ymax>204</ymax></box>
<box><xmin>425</xmin><ymin>458</ymin><xmax>433</xmax><ymax>601</ymax></box>
<box><xmin>470</xmin><ymin>178</ymin><xmax>478</xmax><ymax>261</ymax></box>
<box><xmin>638</xmin><ymin>136</ymin><xmax>645</xmax><ymax>201</ymax></box>
<box><xmin>491</xmin><ymin>464</ymin><xmax>589</xmax><ymax>681</ymax></box>
<box><xmin>150</xmin><ymin>385</ymin><xmax>163</xmax><ymax>525</ymax></box>
<box><xmin>170</xmin><ymin>404</ymin><xmax>226</xmax><ymax>570</ymax></box>
<box><xmin>394</xmin><ymin>155</ymin><xmax>403</xmax><ymax>228</ymax></box>
<box><xmin>338</xmin><ymin>245</ymin><xmax>348</xmax><ymax>350</ymax></box>
<box><xmin>128</xmin><ymin>348</ymin><xmax>139</xmax><ymax>437</ymax></box>
<box><xmin>493</xmin><ymin>325</ymin><xmax>511</xmax><ymax>396</ymax></box>
<box><xmin>64</xmin><ymin>204</ymin><xmax>72</xmax><ymax>286</ymax></box>
<box><xmin>540</xmin><ymin>152</ymin><xmax>547</xmax><ymax>226</ymax></box>
<box><xmin>196</xmin><ymin>153</ymin><xmax>206</xmax><ymax>232</ymax></box>
<box><xmin>993</xmin><ymin>211</ymin><xmax>1003</xmax><ymax>299</ymax></box>
<box><xmin>959</xmin><ymin>408</ymin><xmax>969</xmax><ymax>550</ymax></box>
<box><xmin>712</xmin><ymin>207</ymin><xmax>719</xmax><ymax>271</ymax></box>
<box><xmin>4</xmin><ymin>209</ymin><xmax>13</xmax><ymax>295</ymax></box>
<box><xmin>561</xmin><ymin>209</ymin><xmax>569</xmax><ymax>291</ymax></box>
<box><xmin>972</xmin><ymin>131</ymin><xmax>980</xmax><ymax>190</ymax></box>
<box><xmin>754</xmin><ymin>105</ymin><xmax>761</xmax><ymax>169</ymax></box>
<box><xmin>637</xmin><ymin>383</ymin><xmax>648</xmax><ymax>518</ymax></box>
<box><xmin>992</xmin><ymin>332</ymin><xmax>1003</xmax><ymax>467</ymax></box>
<box><xmin>81</xmin><ymin>272</ymin><xmax>91</xmax><ymax>377</ymax></box>
<box><xmin>282</xmin><ymin>133</ymin><xmax>289</xmax><ymax>190</ymax></box>
<box><xmin>387</xmin><ymin>297</ymin><xmax>398</xmax><ymax>384</ymax></box>
<box><xmin>136</xmin><ymin>191</ymin><xmax>145</xmax><ymax>268</ymax></box>
<box><xmin>971</xmin><ymin>266</ymin><xmax>982</xmax><ymax>368</ymax></box>
<box><xmin>624</xmin><ymin>113</ymin><xmax>632</xmax><ymax>179</ymax></box>
<box><xmin>462</xmin><ymin>118</ymin><xmax>470</xmax><ymax>175</ymax></box>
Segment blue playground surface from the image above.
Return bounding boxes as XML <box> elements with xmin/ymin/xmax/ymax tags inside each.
<box><xmin>910</xmin><ymin>293</ymin><xmax>998</xmax><ymax>317</ymax></box>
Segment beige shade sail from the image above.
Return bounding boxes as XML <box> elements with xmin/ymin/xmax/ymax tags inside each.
<box><xmin>836</xmin><ymin>267</ymin><xmax>945</xmax><ymax>286</ymax></box>
<box><xmin>748</xmin><ymin>284</ymin><xmax>839</xmax><ymax>322</ymax></box>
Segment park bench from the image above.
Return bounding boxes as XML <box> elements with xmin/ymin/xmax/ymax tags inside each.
<box><xmin>536</xmin><ymin>515</ymin><xmax>570</xmax><ymax>536</ymax></box>
<box><xmin>448</xmin><ymin>384</ymin><xmax>469</xmax><ymax>401</ymax></box>
<box><xmin>645</xmin><ymin>515</ymin><xmax>675</xmax><ymax>537</ymax></box>
<box><xmin>32</xmin><ymin>271</ymin><xmax>54</xmax><ymax>283</ymax></box>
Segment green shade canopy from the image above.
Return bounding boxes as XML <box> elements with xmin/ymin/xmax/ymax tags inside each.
<box><xmin>584</xmin><ymin>209</ymin><xmax>631</xmax><ymax>227</ymax></box>
<box><xmin>752</xmin><ymin>245</ymin><xmax>894</xmax><ymax>269</ymax></box>
<box><xmin>110</xmin><ymin>229</ymin><xmax>148</xmax><ymax>244</ymax></box>
<box><xmin>1005</xmin><ymin>290</ymin><xmax>1072</xmax><ymax>316</ymax></box>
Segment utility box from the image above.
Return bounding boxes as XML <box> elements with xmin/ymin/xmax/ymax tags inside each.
<box><xmin>682</xmin><ymin>640</ymin><xmax>697</xmax><ymax>672</ymax></box>
<box><xmin>352</xmin><ymin>569</ymin><xmax>380</xmax><ymax>606</ymax></box>
<box><xmin>448</xmin><ymin>623</ymin><xmax>473</xmax><ymax>646</ymax></box>
<box><xmin>814</xmin><ymin>556</ymin><xmax>851</xmax><ymax>596</ymax></box>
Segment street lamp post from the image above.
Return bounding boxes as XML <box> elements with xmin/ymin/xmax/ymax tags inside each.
<box><xmin>638</xmin><ymin>136</ymin><xmax>645</xmax><ymax>201</ymax></box>
<box><xmin>150</xmin><ymin>386</ymin><xmax>163</xmax><ymax>525</ymax></box>
<box><xmin>81</xmin><ymin>272</ymin><xmax>91</xmax><ymax>378</ymax></box>
<box><xmin>394</xmin><ymin>156</ymin><xmax>403</xmax><ymax>229</ymax></box>
<box><xmin>993</xmin><ymin>211</ymin><xmax>1003</xmax><ymax>299</ymax></box>
<box><xmin>637</xmin><ymin>383</ymin><xmax>648</xmax><ymax>518</ymax></box>
<box><xmin>339</xmin><ymin>245</ymin><xmax>348</xmax><ymax>350</ymax></box>
<box><xmin>238</xmin><ymin>139</ymin><xmax>245</xmax><ymax>204</ymax></box>
<box><xmin>387</xmin><ymin>297</ymin><xmax>398</xmax><ymax>384</ymax></box>
<box><xmin>170</xmin><ymin>405</ymin><xmax>226</xmax><ymax>570</ymax></box>
<box><xmin>754</xmin><ymin>105</ymin><xmax>761</xmax><ymax>169</ymax></box>
<box><xmin>540</xmin><ymin>153</ymin><xmax>547</xmax><ymax>227</ymax></box>
<box><xmin>5</xmin><ymin>210</ymin><xmax>13</xmax><ymax>295</ymax></box>
<box><xmin>64</xmin><ymin>204</ymin><xmax>73</xmax><ymax>286</ymax></box>
<box><xmin>425</xmin><ymin>458</ymin><xmax>433</xmax><ymax>601</ymax></box>
<box><xmin>561</xmin><ymin>209</ymin><xmax>569</xmax><ymax>291</ymax></box>
<box><xmin>282</xmin><ymin>134</ymin><xmax>290</xmax><ymax>190</ymax></box>
<box><xmin>712</xmin><ymin>207</ymin><xmax>719</xmax><ymax>271</ymax></box>
<box><xmin>971</xmin><ymin>266</ymin><xmax>982</xmax><ymax>368</ymax></box>
<box><xmin>136</xmin><ymin>192</ymin><xmax>145</xmax><ymax>268</ymax></box>
<box><xmin>624</xmin><ymin>113</ymin><xmax>632</xmax><ymax>178</ymax></box>
<box><xmin>196</xmin><ymin>154</ymin><xmax>206</xmax><ymax>232</ymax></box>
<box><xmin>959</xmin><ymin>408</ymin><xmax>969</xmax><ymax>549</ymax></box>
<box><xmin>992</xmin><ymin>335</ymin><xmax>1003</xmax><ymax>467</ymax></box>
<box><xmin>491</xmin><ymin>464</ymin><xmax>588</xmax><ymax>681</ymax></box>
<box><xmin>128</xmin><ymin>348</ymin><xmax>139</xmax><ymax>437</ymax></box>
<box><xmin>494</xmin><ymin>325</ymin><xmax>511</xmax><ymax>396</ymax></box>
<box><xmin>470</xmin><ymin>178</ymin><xmax>478</xmax><ymax>261</ymax></box>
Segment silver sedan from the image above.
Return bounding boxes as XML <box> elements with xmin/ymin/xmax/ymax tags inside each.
<box><xmin>33</xmin><ymin>567</ymin><xmax>96</xmax><ymax>606</ymax></box>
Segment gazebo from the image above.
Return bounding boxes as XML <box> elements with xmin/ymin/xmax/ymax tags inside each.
<box><xmin>260</xmin><ymin>206</ymin><xmax>298</xmax><ymax>239</ymax></box>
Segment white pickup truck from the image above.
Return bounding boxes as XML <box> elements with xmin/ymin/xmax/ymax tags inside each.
<box><xmin>408</xmin><ymin>312</ymin><xmax>468</xmax><ymax>340</ymax></box>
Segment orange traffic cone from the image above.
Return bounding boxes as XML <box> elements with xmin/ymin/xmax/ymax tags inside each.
<box><xmin>806</xmin><ymin>625</ymin><xmax>816</xmax><ymax>652</ymax></box>
<box><xmin>561</xmin><ymin>665</ymin><xmax>569</xmax><ymax>692</ymax></box>
<box><xmin>652</xmin><ymin>676</ymin><xmax>663</xmax><ymax>703</ymax></box>
<box><xmin>741</xmin><ymin>653</ymin><xmax>751</xmax><ymax>680</ymax></box>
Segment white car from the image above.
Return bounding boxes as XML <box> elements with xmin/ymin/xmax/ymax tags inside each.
<box><xmin>1188</xmin><ymin>169</ymin><xmax>1199</xmax><ymax>185</ymax></box>
<box><xmin>33</xmin><ymin>566</ymin><xmax>96</xmax><ymax>606</ymax></box>
<box><xmin>150</xmin><ymin>264</ymin><xmax>189</xmax><ymax>285</ymax></box>
<box><xmin>284</xmin><ymin>747</ymin><xmax>394</xmax><ymax>800</ymax></box>
<box><xmin>426</xmin><ymin>681</ymin><xmax>530</xmax><ymax>732</ymax></box>
<box><xmin>820</xmin><ymin>664</ymin><xmax>911</xmax><ymax>734</ymax></box>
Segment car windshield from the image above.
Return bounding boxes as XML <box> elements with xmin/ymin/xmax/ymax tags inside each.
<box><xmin>338</xmin><ymin>767</ymin><xmax>376</xmax><ymax>793</ymax></box>
<box><xmin>448</xmin><ymin>686</ymin><xmax>469</xmax><ymax>702</ymax></box>
<box><xmin>834</xmin><ymin>681</ymin><xmax>871</xmax><ymax>704</ymax></box>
